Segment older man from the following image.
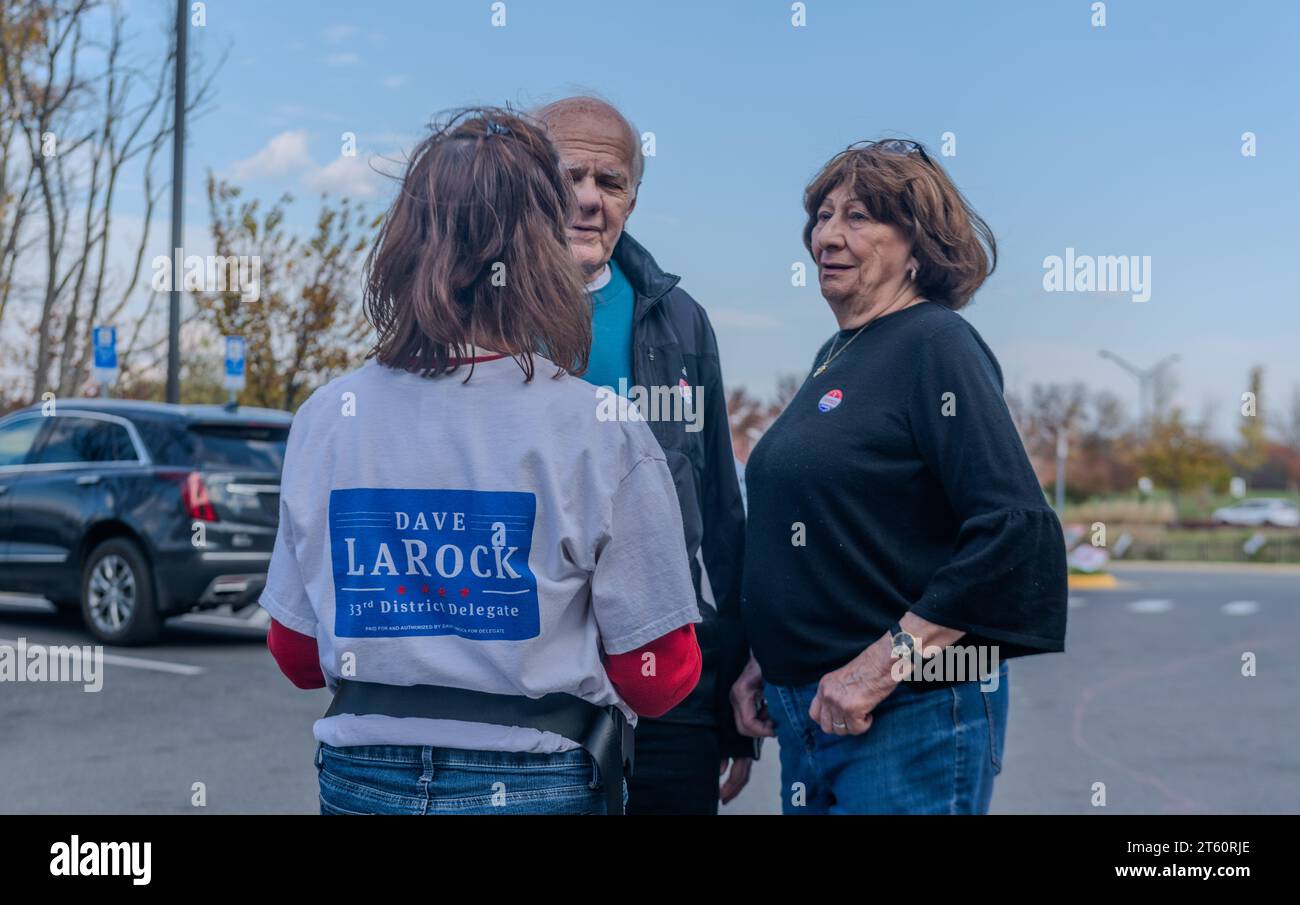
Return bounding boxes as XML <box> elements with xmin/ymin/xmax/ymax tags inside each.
<box><xmin>537</xmin><ymin>96</ymin><xmax>755</xmax><ymax>815</ymax></box>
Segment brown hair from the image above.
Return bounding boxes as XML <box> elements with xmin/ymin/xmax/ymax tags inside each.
<box><xmin>364</xmin><ymin>106</ymin><xmax>590</xmax><ymax>381</ymax></box>
<box><xmin>802</xmin><ymin>140</ymin><xmax>996</xmax><ymax>310</ymax></box>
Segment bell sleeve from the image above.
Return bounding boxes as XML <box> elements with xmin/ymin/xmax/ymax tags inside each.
<box><xmin>905</xmin><ymin>319</ymin><xmax>1068</xmax><ymax>655</ymax></box>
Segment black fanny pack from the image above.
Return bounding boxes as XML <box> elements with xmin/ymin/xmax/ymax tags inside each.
<box><xmin>324</xmin><ymin>679</ymin><xmax>634</xmax><ymax>815</ymax></box>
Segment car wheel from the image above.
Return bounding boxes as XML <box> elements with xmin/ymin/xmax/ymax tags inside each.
<box><xmin>80</xmin><ymin>538</ymin><xmax>161</xmax><ymax>645</ymax></box>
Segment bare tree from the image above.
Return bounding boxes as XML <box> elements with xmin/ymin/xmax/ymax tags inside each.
<box><xmin>1</xmin><ymin>0</ymin><xmax>220</xmax><ymax>401</ymax></box>
<box><xmin>1286</xmin><ymin>385</ymin><xmax>1300</xmax><ymax>451</ymax></box>
<box><xmin>0</xmin><ymin>2</ymin><xmax>46</xmax><ymax>331</ymax></box>
<box><xmin>1010</xmin><ymin>382</ymin><xmax>1090</xmax><ymax>462</ymax></box>
<box><xmin>726</xmin><ymin>374</ymin><xmax>803</xmax><ymax>463</ymax></box>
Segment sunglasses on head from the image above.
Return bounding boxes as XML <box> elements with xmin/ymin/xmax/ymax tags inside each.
<box><xmin>851</xmin><ymin>138</ymin><xmax>933</xmax><ymax>165</ymax></box>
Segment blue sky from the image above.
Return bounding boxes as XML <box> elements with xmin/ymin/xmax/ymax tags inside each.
<box><xmin>132</xmin><ymin>0</ymin><xmax>1300</xmax><ymax>438</ymax></box>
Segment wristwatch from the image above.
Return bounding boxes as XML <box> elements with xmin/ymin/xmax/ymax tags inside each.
<box><xmin>889</xmin><ymin>622</ymin><xmax>918</xmax><ymax>660</ymax></box>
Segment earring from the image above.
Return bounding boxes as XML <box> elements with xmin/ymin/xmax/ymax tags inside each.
<box><xmin>909</xmin><ymin>266</ymin><xmax>917</xmax><ymax>282</ymax></box>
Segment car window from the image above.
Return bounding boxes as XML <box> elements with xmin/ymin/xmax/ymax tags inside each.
<box><xmin>130</xmin><ymin>417</ymin><xmax>287</xmax><ymax>471</ymax></box>
<box><xmin>0</xmin><ymin>418</ymin><xmax>44</xmax><ymax>466</ymax></box>
<box><xmin>131</xmin><ymin>416</ymin><xmax>187</xmax><ymax>466</ymax></box>
<box><xmin>33</xmin><ymin>417</ymin><xmax>138</xmax><ymax>464</ymax></box>
<box><xmin>188</xmin><ymin>424</ymin><xmax>287</xmax><ymax>471</ymax></box>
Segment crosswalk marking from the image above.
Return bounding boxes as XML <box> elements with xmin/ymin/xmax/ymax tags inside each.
<box><xmin>1221</xmin><ymin>600</ymin><xmax>1260</xmax><ymax>616</ymax></box>
<box><xmin>1127</xmin><ymin>599</ymin><xmax>1174</xmax><ymax>614</ymax></box>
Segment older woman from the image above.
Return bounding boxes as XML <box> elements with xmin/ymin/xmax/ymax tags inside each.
<box><xmin>730</xmin><ymin>139</ymin><xmax>1067</xmax><ymax>814</ymax></box>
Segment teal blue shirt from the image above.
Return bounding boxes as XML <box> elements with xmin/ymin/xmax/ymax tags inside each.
<box><xmin>583</xmin><ymin>260</ymin><xmax>636</xmax><ymax>396</ymax></box>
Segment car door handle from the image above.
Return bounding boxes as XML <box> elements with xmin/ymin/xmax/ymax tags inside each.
<box><xmin>75</xmin><ymin>474</ymin><xmax>102</xmax><ymax>486</ymax></box>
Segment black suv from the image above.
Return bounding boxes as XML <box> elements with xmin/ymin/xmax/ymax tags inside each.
<box><xmin>0</xmin><ymin>399</ymin><xmax>291</xmax><ymax>644</ymax></box>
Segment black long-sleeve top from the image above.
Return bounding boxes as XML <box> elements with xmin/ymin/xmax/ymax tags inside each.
<box><xmin>741</xmin><ymin>301</ymin><xmax>1067</xmax><ymax>687</ymax></box>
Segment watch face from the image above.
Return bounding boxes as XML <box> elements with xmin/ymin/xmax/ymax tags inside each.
<box><xmin>891</xmin><ymin>639</ymin><xmax>911</xmax><ymax>659</ymax></box>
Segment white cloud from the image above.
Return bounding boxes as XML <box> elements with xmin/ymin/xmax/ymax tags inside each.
<box><xmin>322</xmin><ymin>25</ymin><xmax>357</xmax><ymax>44</ymax></box>
<box><xmin>707</xmin><ymin>307</ymin><xmax>783</xmax><ymax>329</ymax></box>
<box><xmin>226</xmin><ymin>131</ymin><xmax>388</xmax><ymax>200</ymax></box>
<box><xmin>228</xmin><ymin>130</ymin><xmax>313</xmax><ymax>181</ymax></box>
<box><xmin>381</xmin><ymin>75</ymin><xmax>407</xmax><ymax>90</ymax></box>
<box><xmin>304</xmin><ymin>155</ymin><xmax>382</xmax><ymax>199</ymax></box>
<box><xmin>325</xmin><ymin>52</ymin><xmax>360</xmax><ymax>67</ymax></box>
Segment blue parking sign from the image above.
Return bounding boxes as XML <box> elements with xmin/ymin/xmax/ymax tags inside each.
<box><xmin>92</xmin><ymin>326</ymin><xmax>117</xmax><ymax>383</ymax></box>
<box><xmin>224</xmin><ymin>336</ymin><xmax>246</xmax><ymax>391</ymax></box>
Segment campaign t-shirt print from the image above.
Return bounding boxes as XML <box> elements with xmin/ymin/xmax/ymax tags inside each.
<box><xmin>329</xmin><ymin>488</ymin><xmax>539</xmax><ymax>640</ymax></box>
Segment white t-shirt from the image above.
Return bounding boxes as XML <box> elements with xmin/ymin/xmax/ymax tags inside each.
<box><xmin>259</xmin><ymin>355</ymin><xmax>701</xmax><ymax>753</ymax></box>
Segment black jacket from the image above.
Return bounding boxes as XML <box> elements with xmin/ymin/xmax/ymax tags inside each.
<box><xmin>613</xmin><ymin>232</ymin><xmax>758</xmax><ymax>761</ymax></box>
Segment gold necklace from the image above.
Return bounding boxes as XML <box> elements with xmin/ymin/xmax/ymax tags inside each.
<box><xmin>812</xmin><ymin>323</ymin><xmax>867</xmax><ymax>377</ymax></box>
<box><xmin>813</xmin><ymin>299</ymin><xmax>928</xmax><ymax>377</ymax></box>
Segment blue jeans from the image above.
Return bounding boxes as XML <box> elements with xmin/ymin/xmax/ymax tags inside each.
<box><xmin>316</xmin><ymin>742</ymin><xmax>626</xmax><ymax>815</ymax></box>
<box><xmin>765</xmin><ymin>661</ymin><xmax>1009</xmax><ymax>814</ymax></box>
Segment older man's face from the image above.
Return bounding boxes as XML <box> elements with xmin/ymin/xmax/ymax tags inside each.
<box><xmin>547</xmin><ymin>111</ymin><xmax>638</xmax><ymax>279</ymax></box>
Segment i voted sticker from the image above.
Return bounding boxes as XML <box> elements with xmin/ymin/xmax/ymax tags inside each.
<box><xmin>818</xmin><ymin>389</ymin><xmax>843</xmax><ymax>412</ymax></box>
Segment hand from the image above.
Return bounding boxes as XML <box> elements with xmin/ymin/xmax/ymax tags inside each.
<box><xmin>718</xmin><ymin>757</ymin><xmax>752</xmax><ymax>805</ymax></box>
<box><xmin>729</xmin><ymin>655</ymin><xmax>775</xmax><ymax>738</ymax></box>
<box><xmin>808</xmin><ymin>638</ymin><xmax>898</xmax><ymax>736</ymax></box>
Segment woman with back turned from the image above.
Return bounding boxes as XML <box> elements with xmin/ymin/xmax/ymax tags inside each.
<box><xmin>261</xmin><ymin>108</ymin><xmax>702</xmax><ymax>815</ymax></box>
<box><xmin>731</xmin><ymin>139</ymin><xmax>1067</xmax><ymax>814</ymax></box>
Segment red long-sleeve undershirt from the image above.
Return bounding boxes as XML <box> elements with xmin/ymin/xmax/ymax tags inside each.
<box><xmin>266</xmin><ymin>619</ymin><xmax>327</xmax><ymax>689</ymax></box>
<box><xmin>266</xmin><ymin>618</ymin><xmax>701</xmax><ymax>718</ymax></box>
<box><xmin>602</xmin><ymin>623</ymin><xmax>702</xmax><ymax>718</ymax></box>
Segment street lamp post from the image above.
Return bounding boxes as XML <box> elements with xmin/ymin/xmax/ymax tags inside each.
<box><xmin>1097</xmin><ymin>350</ymin><xmax>1180</xmax><ymax>436</ymax></box>
<box><xmin>166</xmin><ymin>0</ymin><xmax>187</xmax><ymax>404</ymax></box>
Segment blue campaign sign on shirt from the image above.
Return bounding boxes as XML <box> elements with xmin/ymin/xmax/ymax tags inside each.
<box><xmin>329</xmin><ymin>488</ymin><xmax>539</xmax><ymax>640</ymax></box>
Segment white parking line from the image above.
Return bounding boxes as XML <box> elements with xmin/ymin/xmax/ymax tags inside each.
<box><xmin>179</xmin><ymin>613</ymin><xmax>268</xmax><ymax>630</ymax></box>
<box><xmin>1222</xmin><ymin>600</ymin><xmax>1261</xmax><ymax>616</ymax></box>
<box><xmin>0</xmin><ymin>637</ymin><xmax>203</xmax><ymax>676</ymax></box>
<box><xmin>1127</xmin><ymin>599</ymin><xmax>1174</xmax><ymax>614</ymax></box>
<box><xmin>177</xmin><ymin>605</ymin><xmax>271</xmax><ymax>631</ymax></box>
